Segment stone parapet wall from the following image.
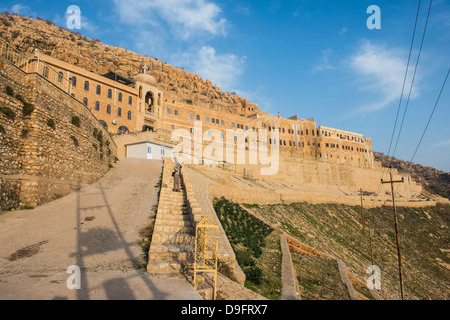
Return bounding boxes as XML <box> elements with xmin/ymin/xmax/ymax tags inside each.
<box><xmin>0</xmin><ymin>57</ymin><xmax>117</xmax><ymax>210</ymax></box>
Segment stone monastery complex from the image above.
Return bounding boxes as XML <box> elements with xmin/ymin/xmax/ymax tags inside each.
<box><xmin>34</xmin><ymin>50</ymin><xmax>375</xmax><ymax>169</ymax></box>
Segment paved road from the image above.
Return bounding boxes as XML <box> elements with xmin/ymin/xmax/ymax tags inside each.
<box><xmin>0</xmin><ymin>157</ymin><xmax>202</xmax><ymax>300</ymax></box>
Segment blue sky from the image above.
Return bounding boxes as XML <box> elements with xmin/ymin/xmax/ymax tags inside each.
<box><xmin>3</xmin><ymin>0</ymin><xmax>450</xmax><ymax>171</ymax></box>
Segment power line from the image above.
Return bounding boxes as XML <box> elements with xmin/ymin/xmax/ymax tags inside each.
<box><xmin>386</xmin><ymin>0</ymin><xmax>422</xmax><ymax>161</ymax></box>
<box><xmin>392</xmin><ymin>0</ymin><xmax>433</xmax><ymax>159</ymax></box>
<box><xmin>410</xmin><ymin>68</ymin><xmax>450</xmax><ymax>163</ymax></box>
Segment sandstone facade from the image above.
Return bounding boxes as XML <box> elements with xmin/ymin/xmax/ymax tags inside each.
<box><xmin>0</xmin><ymin>54</ymin><xmax>117</xmax><ymax>210</ymax></box>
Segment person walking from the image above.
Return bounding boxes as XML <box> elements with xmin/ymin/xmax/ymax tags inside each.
<box><xmin>173</xmin><ymin>163</ymin><xmax>182</xmax><ymax>192</ymax></box>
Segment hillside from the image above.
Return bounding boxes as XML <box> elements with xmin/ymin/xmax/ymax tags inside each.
<box><xmin>240</xmin><ymin>201</ymin><xmax>450</xmax><ymax>300</ymax></box>
<box><xmin>374</xmin><ymin>152</ymin><xmax>450</xmax><ymax>200</ymax></box>
<box><xmin>0</xmin><ymin>12</ymin><xmax>260</xmax><ymax>116</ymax></box>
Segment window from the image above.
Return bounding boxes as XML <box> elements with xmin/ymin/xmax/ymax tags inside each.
<box><xmin>98</xmin><ymin>120</ymin><xmax>108</xmax><ymax>130</ymax></box>
<box><xmin>71</xmin><ymin>76</ymin><xmax>77</xmax><ymax>87</ymax></box>
<box><xmin>245</xmin><ymin>126</ymin><xmax>248</xmax><ymax>131</ymax></box>
<box><xmin>196</xmin><ymin>115</ymin><xmax>200</xmax><ymax>120</ymax></box>
<box><xmin>106</xmin><ymin>105</ymin><xmax>111</xmax><ymax>114</ymax></box>
<box><xmin>190</xmin><ymin>114</ymin><xmax>194</xmax><ymax>119</ymax></box>
<box><xmin>206</xmin><ymin>117</ymin><xmax>210</xmax><ymax>122</ymax></box>
<box><xmin>190</xmin><ymin>128</ymin><xmax>194</xmax><ymax>133</ymax></box>
<box><xmin>84</xmin><ymin>81</ymin><xmax>89</xmax><ymax>91</ymax></box>
<box><xmin>167</xmin><ymin>108</ymin><xmax>171</xmax><ymax>114</ymax></box>
<box><xmin>212</xmin><ymin>118</ymin><xmax>215</xmax><ymax>124</ymax></box>
<box><xmin>174</xmin><ymin>110</ymin><xmax>179</xmax><ymax>116</ymax></box>
<box><xmin>221</xmin><ymin>120</ymin><xmax>225</xmax><ymax>125</ymax></box>
<box><xmin>147</xmin><ymin>146</ymin><xmax>152</xmax><ymax>154</ymax></box>
<box><xmin>118</xmin><ymin>126</ymin><xmax>129</xmax><ymax>134</ymax></box>
<box><xmin>171</xmin><ymin>125</ymin><xmax>174</xmax><ymax>130</ymax></box>
<box><xmin>95</xmin><ymin>101</ymin><xmax>100</xmax><ymax>111</ymax></box>
<box><xmin>232</xmin><ymin>123</ymin><xmax>235</xmax><ymax>128</ymax></box>
<box><xmin>42</xmin><ymin>67</ymin><xmax>49</xmax><ymax>78</ymax></box>
<box><xmin>96</xmin><ymin>85</ymin><xmax>101</xmax><ymax>95</ymax></box>
<box><xmin>117</xmin><ymin>108</ymin><xmax>122</xmax><ymax>117</ymax></box>
<box><xmin>58</xmin><ymin>72</ymin><xmax>63</xmax><ymax>83</ymax></box>
<box><xmin>128</xmin><ymin>96</ymin><xmax>132</xmax><ymax>105</ymax></box>
<box><xmin>161</xmin><ymin>149</ymin><xmax>165</xmax><ymax>156</ymax></box>
<box><xmin>118</xmin><ymin>92</ymin><xmax>122</xmax><ymax>102</ymax></box>
<box><xmin>83</xmin><ymin>98</ymin><xmax>88</xmax><ymax>106</ymax></box>
<box><xmin>128</xmin><ymin>111</ymin><xmax>132</xmax><ymax>120</ymax></box>
<box><xmin>108</xmin><ymin>89</ymin><xmax>112</xmax><ymax>99</ymax></box>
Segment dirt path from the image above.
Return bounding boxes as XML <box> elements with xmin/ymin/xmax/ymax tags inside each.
<box><xmin>0</xmin><ymin>157</ymin><xmax>202</xmax><ymax>300</ymax></box>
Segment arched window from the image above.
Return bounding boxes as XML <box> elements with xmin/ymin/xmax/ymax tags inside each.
<box><xmin>71</xmin><ymin>76</ymin><xmax>77</xmax><ymax>87</ymax></box>
<box><xmin>95</xmin><ymin>101</ymin><xmax>100</xmax><ymax>111</ymax></box>
<box><xmin>106</xmin><ymin>105</ymin><xmax>111</xmax><ymax>114</ymax></box>
<box><xmin>118</xmin><ymin>92</ymin><xmax>122</xmax><ymax>102</ymax></box>
<box><xmin>117</xmin><ymin>108</ymin><xmax>122</xmax><ymax>117</ymax></box>
<box><xmin>98</xmin><ymin>120</ymin><xmax>108</xmax><ymax>130</ymax></box>
<box><xmin>83</xmin><ymin>98</ymin><xmax>88</xmax><ymax>106</ymax></box>
<box><xmin>58</xmin><ymin>72</ymin><xmax>63</xmax><ymax>83</ymax></box>
<box><xmin>96</xmin><ymin>85</ymin><xmax>101</xmax><ymax>95</ymax></box>
<box><xmin>107</xmin><ymin>89</ymin><xmax>112</xmax><ymax>99</ymax></box>
<box><xmin>128</xmin><ymin>96</ymin><xmax>132</xmax><ymax>105</ymax></box>
<box><xmin>84</xmin><ymin>81</ymin><xmax>89</xmax><ymax>91</ymax></box>
<box><xmin>118</xmin><ymin>126</ymin><xmax>129</xmax><ymax>134</ymax></box>
<box><xmin>42</xmin><ymin>67</ymin><xmax>49</xmax><ymax>78</ymax></box>
<box><xmin>127</xmin><ymin>111</ymin><xmax>132</xmax><ymax>120</ymax></box>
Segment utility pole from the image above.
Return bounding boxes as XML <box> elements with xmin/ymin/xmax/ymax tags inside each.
<box><xmin>381</xmin><ymin>171</ymin><xmax>405</xmax><ymax>300</ymax></box>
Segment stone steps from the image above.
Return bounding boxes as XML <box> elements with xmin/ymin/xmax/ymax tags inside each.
<box><xmin>147</xmin><ymin>159</ymin><xmax>197</xmax><ymax>277</ymax></box>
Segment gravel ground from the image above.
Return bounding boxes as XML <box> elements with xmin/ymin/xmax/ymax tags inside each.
<box><xmin>0</xmin><ymin>157</ymin><xmax>202</xmax><ymax>300</ymax></box>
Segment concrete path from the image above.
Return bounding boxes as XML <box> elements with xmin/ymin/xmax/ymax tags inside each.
<box><xmin>0</xmin><ymin>157</ymin><xmax>202</xmax><ymax>300</ymax></box>
<box><xmin>280</xmin><ymin>234</ymin><xmax>300</xmax><ymax>300</ymax></box>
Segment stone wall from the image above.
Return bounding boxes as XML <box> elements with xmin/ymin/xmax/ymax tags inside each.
<box><xmin>0</xmin><ymin>57</ymin><xmax>117</xmax><ymax>210</ymax></box>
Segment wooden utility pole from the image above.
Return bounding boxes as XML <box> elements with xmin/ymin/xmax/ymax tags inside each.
<box><xmin>381</xmin><ymin>171</ymin><xmax>405</xmax><ymax>300</ymax></box>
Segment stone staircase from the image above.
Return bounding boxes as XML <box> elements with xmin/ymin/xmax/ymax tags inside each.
<box><xmin>147</xmin><ymin>160</ymin><xmax>196</xmax><ymax>276</ymax></box>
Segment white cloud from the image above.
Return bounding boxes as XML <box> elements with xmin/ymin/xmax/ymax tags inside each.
<box><xmin>112</xmin><ymin>0</ymin><xmax>227</xmax><ymax>39</ymax></box>
<box><xmin>312</xmin><ymin>48</ymin><xmax>334</xmax><ymax>73</ymax></box>
<box><xmin>173</xmin><ymin>46</ymin><xmax>245</xmax><ymax>90</ymax></box>
<box><xmin>435</xmin><ymin>139</ymin><xmax>450</xmax><ymax>147</ymax></box>
<box><xmin>345</xmin><ymin>40</ymin><xmax>420</xmax><ymax>117</ymax></box>
<box><xmin>11</xmin><ymin>4</ymin><xmax>31</xmax><ymax>15</ymax></box>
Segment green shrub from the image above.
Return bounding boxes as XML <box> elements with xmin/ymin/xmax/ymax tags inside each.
<box><xmin>47</xmin><ymin>119</ymin><xmax>55</xmax><ymax>130</ymax></box>
<box><xmin>0</xmin><ymin>106</ymin><xmax>16</xmax><ymax>120</ymax></box>
<box><xmin>5</xmin><ymin>86</ymin><xmax>13</xmax><ymax>96</ymax></box>
<box><xmin>15</xmin><ymin>94</ymin><xmax>24</xmax><ymax>102</ymax></box>
<box><xmin>22</xmin><ymin>102</ymin><xmax>35</xmax><ymax>116</ymax></box>
<box><xmin>71</xmin><ymin>116</ymin><xmax>80</xmax><ymax>127</ymax></box>
<box><xmin>245</xmin><ymin>266</ymin><xmax>263</xmax><ymax>284</ymax></box>
<box><xmin>92</xmin><ymin>143</ymin><xmax>98</xmax><ymax>150</ymax></box>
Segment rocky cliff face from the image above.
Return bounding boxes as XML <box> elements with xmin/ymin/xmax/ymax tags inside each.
<box><xmin>374</xmin><ymin>152</ymin><xmax>450</xmax><ymax>200</ymax></box>
<box><xmin>0</xmin><ymin>13</ymin><xmax>261</xmax><ymax>116</ymax></box>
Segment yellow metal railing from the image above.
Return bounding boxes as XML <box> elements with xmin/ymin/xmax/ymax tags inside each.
<box><xmin>194</xmin><ymin>216</ymin><xmax>219</xmax><ymax>300</ymax></box>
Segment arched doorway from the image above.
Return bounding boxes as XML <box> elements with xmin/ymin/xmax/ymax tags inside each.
<box><xmin>145</xmin><ymin>91</ymin><xmax>154</xmax><ymax>113</ymax></box>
